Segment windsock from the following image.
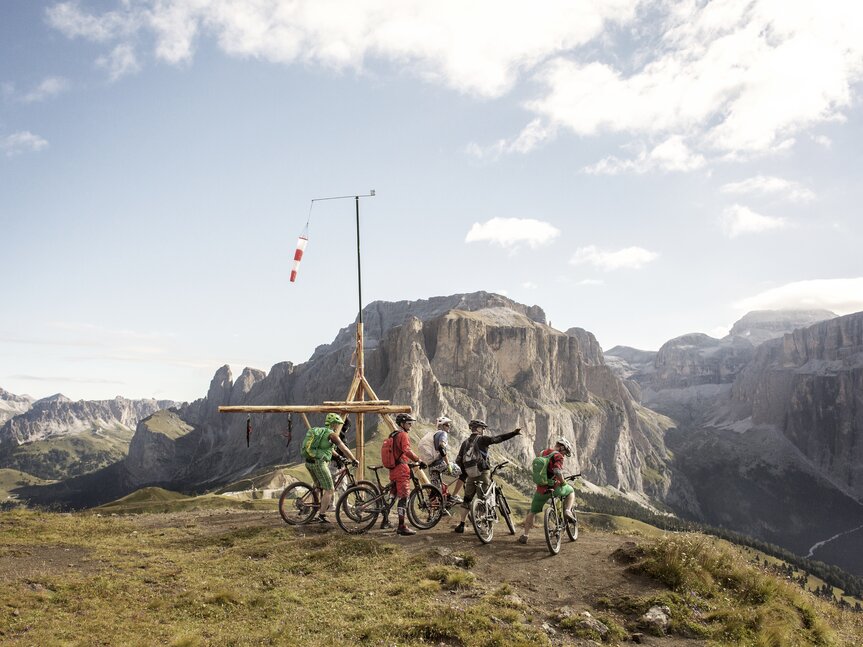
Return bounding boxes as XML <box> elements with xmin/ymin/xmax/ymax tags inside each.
<box><xmin>290</xmin><ymin>236</ymin><xmax>308</xmax><ymax>283</ymax></box>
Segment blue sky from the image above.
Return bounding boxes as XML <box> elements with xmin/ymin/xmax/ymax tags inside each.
<box><xmin>2</xmin><ymin>1</ymin><xmax>862</xmax><ymax>402</ymax></box>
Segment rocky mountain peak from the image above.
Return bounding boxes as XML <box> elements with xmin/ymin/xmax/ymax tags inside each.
<box><xmin>729</xmin><ymin>309</ymin><xmax>837</xmax><ymax>346</ymax></box>
<box><xmin>35</xmin><ymin>393</ymin><xmax>71</xmax><ymax>406</ymax></box>
<box><xmin>0</xmin><ymin>387</ymin><xmax>34</xmax><ymax>426</ymax></box>
<box><xmin>311</xmin><ymin>291</ymin><xmax>547</xmax><ymax>360</ymax></box>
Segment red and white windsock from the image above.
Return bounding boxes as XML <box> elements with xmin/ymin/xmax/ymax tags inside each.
<box><xmin>289</xmin><ymin>236</ymin><xmax>308</xmax><ymax>283</ymax></box>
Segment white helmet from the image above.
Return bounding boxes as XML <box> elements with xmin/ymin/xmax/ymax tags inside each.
<box><xmin>555</xmin><ymin>438</ymin><xmax>574</xmax><ymax>457</ymax></box>
<box><xmin>436</xmin><ymin>416</ymin><xmax>452</xmax><ymax>426</ymax></box>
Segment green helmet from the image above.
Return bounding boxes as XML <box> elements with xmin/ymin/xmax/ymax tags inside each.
<box><xmin>325</xmin><ymin>413</ymin><xmax>344</xmax><ymax>427</ymax></box>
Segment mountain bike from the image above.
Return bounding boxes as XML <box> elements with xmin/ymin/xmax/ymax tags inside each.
<box><xmin>278</xmin><ymin>455</ymin><xmax>379</xmax><ymax>525</ymax></box>
<box><xmin>335</xmin><ymin>463</ymin><xmax>444</xmax><ymax>533</ymax></box>
<box><xmin>469</xmin><ymin>460</ymin><xmax>516</xmax><ymax>544</ymax></box>
<box><xmin>544</xmin><ymin>473</ymin><xmax>580</xmax><ymax>555</ymax></box>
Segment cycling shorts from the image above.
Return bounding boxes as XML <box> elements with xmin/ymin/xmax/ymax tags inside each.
<box><xmin>389</xmin><ymin>463</ymin><xmax>411</xmax><ymax>498</ymax></box>
<box><xmin>529</xmin><ymin>483</ymin><xmax>574</xmax><ymax>514</ymax></box>
<box><xmin>305</xmin><ymin>459</ymin><xmax>334</xmax><ymax>491</ymax></box>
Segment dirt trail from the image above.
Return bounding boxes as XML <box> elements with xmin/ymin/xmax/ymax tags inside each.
<box><xmin>151</xmin><ymin>509</ymin><xmax>703</xmax><ymax>646</ymax></box>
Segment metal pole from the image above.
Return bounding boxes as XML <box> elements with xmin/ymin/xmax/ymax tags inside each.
<box><xmin>356</xmin><ymin>195</ymin><xmax>363</xmax><ymax>326</ymax></box>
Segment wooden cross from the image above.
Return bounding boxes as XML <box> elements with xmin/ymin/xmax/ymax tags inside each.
<box><xmin>219</xmin><ymin>322</ymin><xmax>411</xmax><ymax>479</ymax></box>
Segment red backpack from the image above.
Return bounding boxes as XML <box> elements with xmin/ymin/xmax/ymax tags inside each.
<box><xmin>381</xmin><ymin>430</ymin><xmax>404</xmax><ymax>469</ymax></box>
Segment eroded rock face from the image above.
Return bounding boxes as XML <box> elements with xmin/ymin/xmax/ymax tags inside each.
<box><xmin>126</xmin><ymin>410</ymin><xmax>196</xmax><ymax>485</ymax></box>
<box><xmin>732</xmin><ymin>312</ymin><xmax>863</xmax><ymax>497</ymax></box>
<box><xmin>653</xmin><ymin>334</ymin><xmax>755</xmax><ymax>389</ymax></box>
<box><xmin>121</xmin><ymin>295</ymin><xmax>671</xmax><ymax>497</ymax></box>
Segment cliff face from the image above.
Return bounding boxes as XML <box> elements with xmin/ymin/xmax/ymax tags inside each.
<box><xmin>0</xmin><ymin>388</ymin><xmax>33</xmax><ymax>426</ymax></box>
<box><xmin>120</xmin><ymin>295</ymin><xmax>671</xmax><ymax>498</ymax></box>
<box><xmin>732</xmin><ymin>312</ymin><xmax>863</xmax><ymax>498</ymax></box>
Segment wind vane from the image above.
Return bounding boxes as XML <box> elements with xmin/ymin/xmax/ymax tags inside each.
<box><xmin>219</xmin><ymin>190</ymin><xmax>412</xmax><ymax>478</ymax></box>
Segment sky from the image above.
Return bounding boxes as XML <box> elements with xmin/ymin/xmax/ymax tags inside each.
<box><xmin>1</xmin><ymin>0</ymin><xmax>862</xmax><ymax>403</ymax></box>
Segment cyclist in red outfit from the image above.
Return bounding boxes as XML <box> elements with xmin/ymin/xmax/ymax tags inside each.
<box><xmin>383</xmin><ymin>413</ymin><xmax>426</xmax><ymax>536</ymax></box>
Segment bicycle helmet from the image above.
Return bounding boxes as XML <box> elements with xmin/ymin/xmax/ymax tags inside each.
<box><xmin>555</xmin><ymin>437</ymin><xmax>574</xmax><ymax>457</ymax></box>
<box><xmin>468</xmin><ymin>419</ymin><xmax>488</xmax><ymax>430</ymax></box>
<box><xmin>325</xmin><ymin>413</ymin><xmax>344</xmax><ymax>427</ymax></box>
<box><xmin>395</xmin><ymin>413</ymin><xmax>416</xmax><ymax>426</ymax></box>
<box><xmin>436</xmin><ymin>416</ymin><xmax>452</xmax><ymax>426</ymax></box>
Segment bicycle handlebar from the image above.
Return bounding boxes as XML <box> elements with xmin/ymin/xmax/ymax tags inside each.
<box><xmin>490</xmin><ymin>460</ymin><xmax>510</xmax><ymax>476</ymax></box>
<box><xmin>565</xmin><ymin>473</ymin><xmax>582</xmax><ymax>481</ymax></box>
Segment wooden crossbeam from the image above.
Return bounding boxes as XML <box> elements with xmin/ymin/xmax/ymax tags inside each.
<box><xmin>322</xmin><ymin>399</ymin><xmax>390</xmax><ymax>406</ymax></box>
<box><xmin>218</xmin><ymin>404</ymin><xmax>410</xmax><ymax>414</ymax></box>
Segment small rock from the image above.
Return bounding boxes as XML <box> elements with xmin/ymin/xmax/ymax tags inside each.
<box><xmin>639</xmin><ymin>605</ymin><xmax>670</xmax><ymax>635</ymax></box>
<box><xmin>433</xmin><ymin>546</ymin><xmax>453</xmax><ymax>558</ymax></box>
<box><xmin>576</xmin><ymin>617</ymin><xmax>609</xmax><ymax>639</ymax></box>
<box><xmin>12</xmin><ymin>609</ymin><xmax>20</xmax><ymax>617</ymax></box>
<box><xmin>541</xmin><ymin>622</ymin><xmax>557</xmax><ymax>636</ymax></box>
<box><xmin>631</xmin><ymin>632</ymin><xmax>644</xmax><ymax>644</ymax></box>
<box><xmin>555</xmin><ymin>605</ymin><xmax>577</xmax><ymax>621</ymax></box>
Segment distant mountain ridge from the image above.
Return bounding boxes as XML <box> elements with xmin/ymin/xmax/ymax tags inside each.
<box><xmin>605</xmin><ymin>308</ymin><xmax>863</xmax><ymax>577</ymax></box>
<box><xmin>0</xmin><ymin>393</ymin><xmax>180</xmax><ymax>481</ymax></box>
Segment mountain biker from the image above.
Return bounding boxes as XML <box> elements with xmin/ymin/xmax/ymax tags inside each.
<box><xmin>381</xmin><ymin>413</ymin><xmax>426</xmax><ymax>536</ymax></box>
<box><xmin>418</xmin><ymin>415</ymin><xmax>462</xmax><ymax>503</ymax></box>
<box><xmin>451</xmin><ymin>419</ymin><xmax>521</xmax><ymax>533</ymax></box>
<box><xmin>517</xmin><ymin>438</ymin><xmax>576</xmax><ymax>544</ymax></box>
<box><xmin>302</xmin><ymin>413</ymin><xmax>359</xmax><ymax>523</ymax></box>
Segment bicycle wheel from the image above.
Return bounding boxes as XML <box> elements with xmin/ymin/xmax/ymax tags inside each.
<box><xmin>355</xmin><ymin>479</ymin><xmax>381</xmax><ymax>496</ymax></box>
<box><xmin>544</xmin><ymin>504</ymin><xmax>562</xmax><ymax>555</ymax></box>
<box><xmin>407</xmin><ymin>484</ymin><xmax>444</xmax><ymax>530</ymax></box>
<box><xmin>497</xmin><ymin>492</ymin><xmax>516</xmax><ymax>535</ymax></box>
<box><xmin>471</xmin><ymin>497</ymin><xmax>494</xmax><ymax>544</ymax></box>
<box><xmin>278</xmin><ymin>482</ymin><xmax>318</xmax><ymax>525</ymax></box>
<box><xmin>335</xmin><ymin>484</ymin><xmax>381</xmax><ymax>534</ymax></box>
<box><xmin>565</xmin><ymin>509</ymin><xmax>579</xmax><ymax>541</ymax></box>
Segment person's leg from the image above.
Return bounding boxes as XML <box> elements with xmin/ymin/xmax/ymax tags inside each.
<box><xmin>395</xmin><ymin>475</ymin><xmax>415</xmax><ymax>535</ymax></box>
<box><xmin>449</xmin><ymin>476</ymin><xmax>465</xmax><ymax>497</ymax></box>
<box><xmin>519</xmin><ymin>491</ymin><xmax>549</xmax><ymax>543</ymax></box>
<box><xmin>380</xmin><ymin>481</ymin><xmax>394</xmax><ymax>529</ymax></box>
<box><xmin>563</xmin><ymin>488</ymin><xmax>576</xmax><ymax>522</ymax></box>
<box><xmin>453</xmin><ymin>476</ymin><xmax>477</xmax><ymax>531</ymax></box>
<box><xmin>308</xmin><ymin>460</ymin><xmax>334</xmax><ymax>521</ymax></box>
<box><xmin>319</xmin><ymin>489</ymin><xmax>333</xmax><ymax>520</ymax></box>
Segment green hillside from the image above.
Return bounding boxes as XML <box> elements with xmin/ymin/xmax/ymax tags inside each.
<box><xmin>2</xmin><ymin>506</ymin><xmax>861</xmax><ymax>646</ymax></box>
<box><xmin>0</xmin><ymin>468</ymin><xmax>49</xmax><ymax>501</ymax></box>
<box><xmin>0</xmin><ymin>426</ymin><xmax>134</xmax><ymax>480</ymax></box>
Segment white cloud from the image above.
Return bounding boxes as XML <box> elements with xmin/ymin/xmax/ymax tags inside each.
<box><xmin>465</xmin><ymin>217</ymin><xmax>560</xmax><ymax>249</ymax></box>
<box><xmin>529</xmin><ymin>1</ymin><xmax>863</xmax><ymax>159</ymax></box>
<box><xmin>585</xmin><ymin>135</ymin><xmax>705</xmax><ymax>174</ymax></box>
<box><xmin>46</xmin><ymin>0</ymin><xmax>640</xmax><ymax>96</ymax></box>
<box><xmin>734</xmin><ymin>278</ymin><xmax>863</xmax><ymax>315</ymax></box>
<box><xmin>467</xmin><ymin>119</ymin><xmax>557</xmax><ymax>159</ymax></box>
<box><xmin>709</xmin><ymin>325</ymin><xmax>730</xmax><ymax>339</ymax></box>
<box><xmin>97</xmin><ymin>44</ymin><xmax>141</xmax><ymax>81</ymax></box>
<box><xmin>720</xmin><ymin>175</ymin><xmax>815</xmax><ymax>203</ymax></box>
<box><xmin>720</xmin><ymin>204</ymin><xmax>787</xmax><ymax>238</ymax></box>
<box><xmin>19</xmin><ymin>77</ymin><xmax>70</xmax><ymax>103</ymax></box>
<box><xmin>44</xmin><ymin>1</ymin><xmax>863</xmax><ymax>164</ymax></box>
<box><xmin>811</xmin><ymin>134</ymin><xmax>832</xmax><ymax>148</ymax></box>
<box><xmin>578</xmin><ymin>278</ymin><xmax>605</xmax><ymax>286</ymax></box>
<box><xmin>521</xmin><ymin>281</ymin><xmax>538</xmax><ymax>290</ymax></box>
<box><xmin>570</xmin><ymin>246</ymin><xmax>658</xmax><ymax>271</ymax></box>
<box><xmin>1</xmin><ymin>131</ymin><xmax>49</xmax><ymax>156</ymax></box>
